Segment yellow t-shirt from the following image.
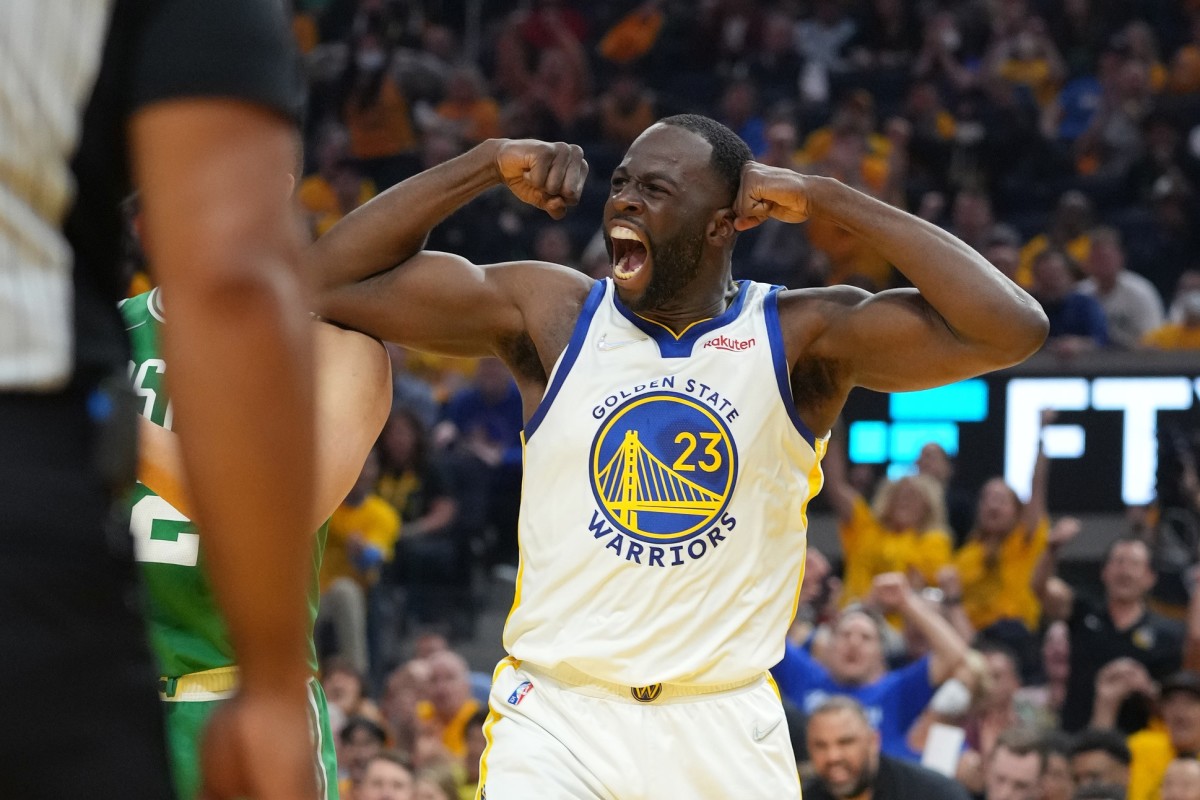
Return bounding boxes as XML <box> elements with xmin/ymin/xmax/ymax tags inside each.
<box><xmin>1143</xmin><ymin>323</ymin><xmax>1200</xmax><ymax>350</ymax></box>
<box><xmin>416</xmin><ymin>697</ymin><xmax>482</xmax><ymax>759</ymax></box>
<box><xmin>345</xmin><ymin>76</ymin><xmax>417</xmax><ymax>159</ymax></box>
<box><xmin>1016</xmin><ymin>233</ymin><xmax>1091</xmax><ymax>288</ymax></box>
<box><xmin>1128</xmin><ymin>727</ymin><xmax>1178</xmax><ymax>800</ymax></box>
<box><xmin>997</xmin><ymin>57</ymin><xmax>1060</xmax><ymax>108</ymax></box>
<box><xmin>840</xmin><ymin>496</ymin><xmax>953</xmax><ymax>605</ymax></box>
<box><xmin>296</xmin><ymin>175</ymin><xmax>376</xmax><ymax>217</ymax></box>
<box><xmin>320</xmin><ymin>494</ymin><xmax>400</xmax><ymax>590</ymax></box>
<box><xmin>953</xmin><ymin>518</ymin><xmax>1048</xmax><ymax>631</ymax></box>
<box><xmin>434</xmin><ymin>98</ymin><xmax>502</xmax><ymax>144</ymax></box>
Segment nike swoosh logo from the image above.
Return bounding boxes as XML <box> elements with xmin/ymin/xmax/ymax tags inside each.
<box><xmin>596</xmin><ymin>335</ymin><xmax>647</xmax><ymax>351</ymax></box>
<box><xmin>753</xmin><ymin>718</ymin><xmax>783</xmax><ymax>741</ymax></box>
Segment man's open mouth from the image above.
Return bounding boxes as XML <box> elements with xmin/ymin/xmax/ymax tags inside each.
<box><xmin>610</xmin><ymin>225</ymin><xmax>649</xmax><ymax>281</ymax></box>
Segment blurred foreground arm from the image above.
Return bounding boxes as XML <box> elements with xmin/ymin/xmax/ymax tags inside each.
<box><xmin>137</xmin><ymin>321</ymin><xmax>392</xmax><ymax>528</ymax></box>
<box><xmin>130</xmin><ymin>98</ymin><xmax>315</xmax><ymax>800</ymax></box>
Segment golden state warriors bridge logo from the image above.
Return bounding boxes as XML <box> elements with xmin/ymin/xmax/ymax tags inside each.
<box><xmin>588</xmin><ymin>391</ymin><xmax>738</xmax><ymax>566</ymax></box>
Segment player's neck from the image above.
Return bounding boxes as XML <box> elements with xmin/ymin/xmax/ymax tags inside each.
<box><xmin>636</xmin><ymin>279</ymin><xmax>740</xmax><ymax>334</ymax></box>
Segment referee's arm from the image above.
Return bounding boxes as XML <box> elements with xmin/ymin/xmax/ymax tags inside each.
<box><xmin>129</xmin><ymin>97</ymin><xmax>316</xmax><ymax>800</ymax></box>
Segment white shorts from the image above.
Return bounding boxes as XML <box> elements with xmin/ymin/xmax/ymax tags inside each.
<box><xmin>476</xmin><ymin>658</ymin><xmax>801</xmax><ymax>799</ymax></box>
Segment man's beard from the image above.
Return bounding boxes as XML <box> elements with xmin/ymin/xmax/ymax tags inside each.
<box><xmin>821</xmin><ymin>762</ymin><xmax>877</xmax><ymax>799</ymax></box>
<box><xmin>625</xmin><ymin>228</ymin><xmax>705</xmax><ymax>313</ymax></box>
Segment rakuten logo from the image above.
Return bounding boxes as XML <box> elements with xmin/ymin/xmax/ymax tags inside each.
<box><xmin>702</xmin><ymin>335</ymin><xmax>755</xmax><ymax>352</ymax></box>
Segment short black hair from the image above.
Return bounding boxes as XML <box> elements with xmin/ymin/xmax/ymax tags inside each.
<box><xmin>1041</xmin><ymin>731</ymin><xmax>1074</xmax><ymax>760</ymax></box>
<box><xmin>975</xmin><ymin>637</ymin><xmax>1021</xmax><ymax>670</ymax></box>
<box><xmin>1069</xmin><ymin>728</ymin><xmax>1132</xmax><ymax>766</ymax></box>
<box><xmin>658</xmin><ymin>114</ymin><xmax>752</xmax><ymax>203</ymax></box>
<box><xmin>340</xmin><ymin>715</ymin><xmax>388</xmax><ymax>745</ymax></box>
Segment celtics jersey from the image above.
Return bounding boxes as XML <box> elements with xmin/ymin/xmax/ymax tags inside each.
<box><xmin>504</xmin><ymin>279</ymin><xmax>827</xmax><ymax>687</ymax></box>
<box><xmin>121</xmin><ymin>288</ymin><xmax>325</xmax><ymax>677</ymax></box>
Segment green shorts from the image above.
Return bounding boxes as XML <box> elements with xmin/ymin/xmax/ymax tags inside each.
<box><xmin>162</xmin><ymin>676</ymin><xmax>338</xmax><ymax>800</ymax></box>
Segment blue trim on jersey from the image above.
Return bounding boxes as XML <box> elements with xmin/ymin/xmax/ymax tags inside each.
<box><xmin>764</xmin><ymin>286</ymin><xmax>817</xmax><ymax>447</ymax></box>
<box><xmin>611</xmin><ymin>279</ymin><xmax>751</xmax><ymax>358</ymax></box>
<box><xmin>523</xmin><ymin>279</ymin><xmax>607</xmax><ymax>441</ymax></box>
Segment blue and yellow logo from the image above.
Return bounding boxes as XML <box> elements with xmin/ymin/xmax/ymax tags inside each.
<box><xmin>589</xmin><ymin>392</ymin><xmax>737</xmax><ymax>544</ymax></box>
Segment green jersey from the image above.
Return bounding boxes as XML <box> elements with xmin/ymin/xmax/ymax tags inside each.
<box><xmin>121</xmin><ymin>288</ymin><xmax>325</xmax><ymax>677</ymax></box>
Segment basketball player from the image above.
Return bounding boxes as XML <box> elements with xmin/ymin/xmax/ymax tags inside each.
<box><xmin>314</xmin><ymin>116</ymin><xmax>1049</xmax><ymax>798</ymax></box>
<box><xmin>122</xmin><ymin>287</ymin><xmax>391</xmax><ymax>799</ymax></box>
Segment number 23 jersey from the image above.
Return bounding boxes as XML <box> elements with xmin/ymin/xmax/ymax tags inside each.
<box><xmin>505</xmin><ymin>279</ymin><xmax>826</xmax><ymax>687</ymax></box>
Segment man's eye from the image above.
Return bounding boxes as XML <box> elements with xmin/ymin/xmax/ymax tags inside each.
<box><xmin>610</xmin><ymin>178</ymin><xmax>627</xmax><ymax>190</ymax></box>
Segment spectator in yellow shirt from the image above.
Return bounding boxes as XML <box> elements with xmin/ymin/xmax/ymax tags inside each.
<box><xmin>319</xmin><ymin>448</ymin><xmax>400</xmax><ymax>674</ymax></box>
<box><xmin>414</xmin><ymin>649</ymin><xmax>482</xmax><ymax>762</ymax></box>
<box><xmin>297</xmin><ymin>124</ymin><xmax>376</xmax><ymax>237</ymax></box>
<box><xmin>432</xmin><ymin>66</ymin><xmax>502</xmax><ymax>145</ymax></box>
<box><xmin>1128</xmin><ymin>672</ymin><xmax>1200</xmax><ymax>800</ymax></box>
<box><xmin>944</xmin><ymin>410</ymin><xmax>1056</xmax><ymax>635</ymax></box>
<box><xmin>342</xmin><ymin>32</ymin><xmax>418</xmax><ymax>190</ymax></box>
<box><xmin>823</xmin><ymin>425</ymin><xmax>953</xmax><ymax>606</ymax></box>
<box><xmin>1144</xmin><ymin>292</ymin><xmax>1200</xmax><ymax>350</ymax></box>
<box><xmin>1015</xmin><ymin>190</ymin><xmax>1093</xmax><ymax>288</ymax></box>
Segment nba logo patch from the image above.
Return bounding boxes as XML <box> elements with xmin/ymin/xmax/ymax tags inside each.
<box><xmin>507</xmin><ymin>680</ymin><xmax>533</xmax><ymax>705</ymax></box>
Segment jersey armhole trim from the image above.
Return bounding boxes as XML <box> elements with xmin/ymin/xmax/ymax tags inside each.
<box><xmin>523</xmin><ymin>279</ymin><xmax>606</xmax><ymax>441</ymax></box>
<box><xmin>764</xmin><ymin>286</ymin><xmax>817</xmax><ymax>447</ymax></box>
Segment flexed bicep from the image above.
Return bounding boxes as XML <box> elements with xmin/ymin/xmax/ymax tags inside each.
<box><xmin>319</xmin><ymin>252</ymin><xmax>591</xmax><ymax>358</ymax></box>
<box><xmin>813</xmin><ymin>288</ymin><xmax>1019</xmax><ymax>393</ymax></box>
<box><xmin>319</xmin><ymin>252</ymin><xmax>523</xmax><ymax>356</ymax></box>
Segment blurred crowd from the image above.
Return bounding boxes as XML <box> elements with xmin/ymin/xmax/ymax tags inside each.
<box><xmin>144</xmin><ymin>1</ymin><xmax>1200</xmax><ymax>798</ymax></box>
<box><xmin>289</xmin><ymin>0</ymin><xmax>1200</xmax><ymax>357</ymax></box>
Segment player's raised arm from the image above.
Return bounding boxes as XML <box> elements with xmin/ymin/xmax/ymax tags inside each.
<box><xmin>735</xmin><ymin>165</ymin><xmax>1048</xmax><ymax>414</ymax></box>
<box><xmin>310</xmin><ymin>139</ymin><xmax>590</xmax><ymax>355</ymax></box>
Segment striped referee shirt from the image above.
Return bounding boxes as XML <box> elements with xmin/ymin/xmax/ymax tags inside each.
<box><xmin>0</xmin><ymin>0</ymin><xmax>301</xmax><ymax>392</ymax></box>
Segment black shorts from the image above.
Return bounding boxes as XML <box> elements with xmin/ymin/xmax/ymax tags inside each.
<box><xmin>0</xmin><ymin>382</ymin><xmax>174</xmax><ymax>799</ymax></box>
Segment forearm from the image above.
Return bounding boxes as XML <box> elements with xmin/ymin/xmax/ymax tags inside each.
<box><xmin>941</xmin><ymin>597</ymin><xmax>976</xmax><ymax>643</ymax></box>
<box><xmin>1089</xmin><ymin>695</ymin><xmax>1121</xmax><ymax>729</ymax></box>
<box><xmin>901</xmin><ymin>590</ymin><xmax>968</xmax><ymax>682</ymax></box>
<box><xmin>1026</xmin><ymin>441</ymin><xmax>1050</xmax><ymax>528</ymax></box>
<box><xmin>1031</xmin><ymin>546</ymin><xmax>1057</xmax><ymax>600</ymax></box>
<box><xmin>164</xmin><ymin>274</ymin><xmax>315</xmax><ymax>692</ymax></box>
<box><xmin>308</xmin><ymin>139</ymin><xmax>504</xmax><ymax>301</ymax></box>
<box><xmin>807</xmin><ymin>176</ymin><xmax>1046</xmax><ymax>354</ymax></box>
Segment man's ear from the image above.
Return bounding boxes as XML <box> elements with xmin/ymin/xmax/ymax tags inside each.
<box><xmin>708</xmin><ymin>208</ymin><xmax>737</xmax><ymax>243</ymax></box>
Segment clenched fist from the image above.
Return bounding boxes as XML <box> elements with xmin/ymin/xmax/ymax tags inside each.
<box><xmin>495</xmin><ymin>139</ymin><xmax>588</xmax><ymax>219</ymax></box>
<box><xmin>733</xmin><ymin>162</ymin><xmax>814</xmax><ymax>231</ymax></box>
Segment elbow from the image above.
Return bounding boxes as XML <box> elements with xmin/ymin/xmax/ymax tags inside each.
<box><xmin>993</xmin><ymin>299</ymin><xmax>1049</xmax><ymax>365</ymax></box>
<box><xmin>1012</xmin><ymin>300</ymin><xmax>1050</xmax><ymax>358</ymax></box>
<box><xmin>171</xmin><ymin>251</ymin><xmax>310</xmax><ymax>326</ymax></box>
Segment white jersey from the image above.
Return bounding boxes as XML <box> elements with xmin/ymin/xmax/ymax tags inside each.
<box><xmin>505</xmin><ymin>279</ymin><xmax>826</xmax><ymax>687</ymax></box>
